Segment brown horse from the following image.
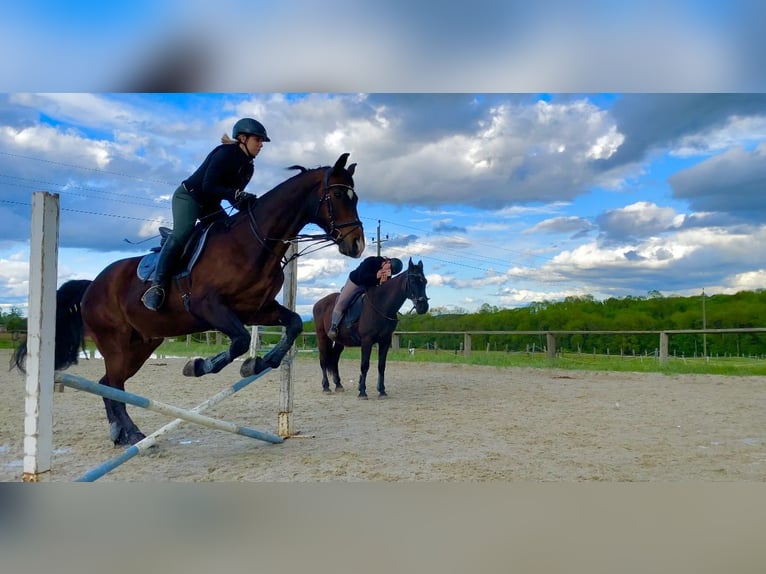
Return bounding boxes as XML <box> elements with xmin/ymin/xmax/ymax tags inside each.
<box><xmin>13</xmin><ymin>153</ymin><xmax>365</xmax><ymax>445</ymax></box>
<box><xmin>312</xmin><ymin>258</ymin><xmax>429</xmax><ymax>398</ymax></box>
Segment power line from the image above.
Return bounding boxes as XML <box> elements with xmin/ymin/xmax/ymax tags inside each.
<box><xmin>0</xmin><ymin>158</ymin><xmax>540</xmax><ymax>276</ymax></box>
<box><xmin>363</xmin><ymin>216</ymin><xmax>543</xmax><ymax>275</ymax></box>
<box><xmin>0</xmin><ymin>173</ymin><xmax>167</xmax><ymax>209</ymax></box>
<box><xmin>0</xmin><ymin>150</ymin><xmax>177</xmax><ymax>186</ymax></box>
<box><xmin>0</xmin><ymin>198</ymin><xmax>170</xmax><ymax>224</ymax></box>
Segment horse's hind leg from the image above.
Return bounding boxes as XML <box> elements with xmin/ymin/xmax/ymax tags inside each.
<box><xmin>101</xmin><ymin>339</ymin><xmax>162</xmax><ymax>446</ymax></box>
<box><xmin>315</xmin><ymin>324</ymin><xmax>334</xmax><ymax>392</ymax></box>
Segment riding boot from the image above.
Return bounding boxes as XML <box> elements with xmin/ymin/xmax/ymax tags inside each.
<box><xmin>142</xmin><ymin>235</ymin><xmax>182</xmax><ymax>311</ymax></box>
<box><xmin>327</xmin><ymin>309</ymin><xmax>343</xmax><ymax>341</ymax></box>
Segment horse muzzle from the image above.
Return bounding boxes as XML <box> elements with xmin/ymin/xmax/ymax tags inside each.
<box><xmin>336</xmin><ymin>226</ymin><xmax>365</xmax><ymax>258</ymax></box>
<box><xmin>414</xmin><ymin>297</ymin><xmax>430</xmax><ymax>315</ymax></box>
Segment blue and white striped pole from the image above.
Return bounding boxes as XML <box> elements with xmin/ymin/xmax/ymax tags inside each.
<box><xmin>72</xmin><ymin>368</ymin><xmax>277</xmax><ymax>482</ymax></box>
<box><xmin>55</xmin><ymin>372</ymin><xmax>283</xmax><ymax>478</ymax></box>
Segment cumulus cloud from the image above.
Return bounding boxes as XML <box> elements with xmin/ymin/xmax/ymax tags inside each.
<box><xmin>596</xmin><ymin>201</ymin><xmax>681</xmax><ymax>242</ymax></box>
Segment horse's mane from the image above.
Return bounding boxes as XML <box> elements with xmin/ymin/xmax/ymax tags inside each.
<box><xmin>286</xmin><ymin>164</ymin><xmax>328</xmax><ymax>174</ymax></box>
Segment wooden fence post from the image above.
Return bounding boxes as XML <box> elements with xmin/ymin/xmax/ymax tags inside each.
<box><xmin>278</xmin><ymin>241</ymin><xmax>297</xmax><ymax>437</ymax></box>
<box><xmin>23</xmin><ymin>192</ymin><xmax>59</xmax><ymax>482</ymax></box>
<box><xmin>546</xmin><ymin>332</ymin><xmax>556</xmax><ymax>360</ymax></box>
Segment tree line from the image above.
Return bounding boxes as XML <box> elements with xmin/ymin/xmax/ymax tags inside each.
<box><xmin>305</xmin><ymin>290</ymin><xmax>766</xmax><ymax>358</ymax></box>
<box><xmin>0</xmin><ymin>307</ymin><xmax>25</xmax><ymax>332</ymax></box>
<box><xmin>7</xmin><ymin>290</ymin><xmax>766</xmax><ymax>357</ymax></box>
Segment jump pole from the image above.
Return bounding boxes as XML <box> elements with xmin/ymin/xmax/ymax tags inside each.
<box><xmin>56</xmin><ymin>372</ymin><xmax>283</xmax><ymax>443</ymax></box>
<box><xmin>22</xmin><ymin>192</ymin><xmax>59</xmax><ymax>482</ymax></box>
<box><xmin>74</xmin><ymin>367</ymin><xmax>276</xmax><ymax>482</ymax></box>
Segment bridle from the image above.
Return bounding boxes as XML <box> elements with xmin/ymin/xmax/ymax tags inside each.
<box><xmin>243</xmin><ymin>166</ymin><xmax>363</xmax><ymax>267</ymax></box>
<box><xmin>405</xmin><ymin>269</ymin><xmax>430</xmax><ymax>311</ymax></box>
<box><xmin>315</xmin><ymin>167</ymin><xmax>363</xmax><ymax>243</ymax></box>
<box><xmin>366</xmin><ymin>268</ymin><xmax>430</xmax><ymax>321</ymax></box>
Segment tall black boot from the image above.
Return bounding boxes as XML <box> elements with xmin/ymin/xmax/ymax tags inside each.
<box><xmin>142</xmin><ymin>235</ymin><xmax>182</xmax><ymax>311</ymax></box>
<box><xmin>327</xmin><ymin>309</ymin><xmax>343</xmax><ymax>341</ymax></box>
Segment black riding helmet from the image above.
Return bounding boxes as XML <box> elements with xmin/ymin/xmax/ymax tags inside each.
<box><xmin>232</xmin><ymin>118</ymin><xmax>271</xmax><ymax>142</ymax></box>
<box><xmin>389</xmin><ymin>258</ymin><xmax>403</xmax><ymax>275</ymax></box>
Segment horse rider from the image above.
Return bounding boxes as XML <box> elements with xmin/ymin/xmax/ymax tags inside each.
<box><xmin>327</xmin><ymin>255</ymin><xmax>404</xmax><ymax>341</ymax></box>
<box><xmin>142</xmin><ymin>117</ymin><xmax>270</xmax><ymax>311</ymax></box>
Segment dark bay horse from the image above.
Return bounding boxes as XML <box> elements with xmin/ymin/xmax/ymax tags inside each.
<box><xmin>13</xmin><ymin>153</ymin><xmax>365</xmax><ymax>445</ymax></box>
<box><xmin>312</xmin><ymin>258</ymin><xmax>429</xmax><ymax>398</ymax></box>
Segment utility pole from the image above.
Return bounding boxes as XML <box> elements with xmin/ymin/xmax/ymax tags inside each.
<box><xmin>370</xmin><ymin>219</ymin><xmax>389</xmax><ymax>256</ymax></box>
<box><xmin>702</xmin><ymin>288</ymin><xmax>707</xmax><ymax>358</ymax></box>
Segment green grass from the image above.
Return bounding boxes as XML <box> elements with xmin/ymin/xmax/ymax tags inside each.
<box><xmin>6</xmin><ymin>331</ymin><xmax>764</xmax><ymax>376</ymax></box>
<box><xmin>150</xmin><ymin>338</ymin><xmax>766</xmax><ymax>376</ymax></box>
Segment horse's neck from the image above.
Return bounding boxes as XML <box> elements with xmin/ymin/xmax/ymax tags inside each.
<box><xmin>371</xmin><ymin>274</ymin><xmax>409</xmax><ymax>312</ymax></box>
<box><xmin>248</xmin><ymin>171</ymin><xmax>320</xmax><ymax>253</ymax></box>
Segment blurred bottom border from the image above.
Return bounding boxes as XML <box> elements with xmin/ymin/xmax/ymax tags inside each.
<box><xmin>2</xmin><ymin>482</ymin><xmax>765</xmax><ymax>574</ymax></box>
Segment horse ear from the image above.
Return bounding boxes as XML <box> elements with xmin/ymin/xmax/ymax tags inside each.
<box><xmin>347</xmin><ymin>163</ymin><xmax>356</xmax><ymax>176</ymax></box>
<box><xmin>333</xmin><ymin>153</ymin><xmax>350</xmax><ymax>172</ymax></box>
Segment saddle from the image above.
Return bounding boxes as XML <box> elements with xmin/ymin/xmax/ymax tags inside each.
<box><xmin>336</xmin><ymin>290</ymin><xmax>365</xmax><ymax>345</ymax></box>
<box><xmin>136</xmin><ymin>223</ymin><xmax>214</xmax><ymax>283</ymax></box>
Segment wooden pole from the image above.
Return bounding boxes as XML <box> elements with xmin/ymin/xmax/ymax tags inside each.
<box><xmin>278</xmin><ymin>241</ymin><xmax>297</xmax><ymax>437</ymax></box>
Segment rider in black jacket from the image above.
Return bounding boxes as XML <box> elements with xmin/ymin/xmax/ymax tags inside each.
<box><xmin>142</xmin><ymin>117</ymin><xmax>270</xmax><ymax>311</ymax></box>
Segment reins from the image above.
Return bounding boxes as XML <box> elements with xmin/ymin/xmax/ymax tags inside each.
<box><xmin>365</xmin><ymin>271</ymin><xmax>423</xmax><ymax>321</ymax></box>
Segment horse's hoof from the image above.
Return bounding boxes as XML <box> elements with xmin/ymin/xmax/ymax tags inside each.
<box><xmin>322</xmin><ymin>388</ymin><xmax>332</xmax><ymax>394</ymax></box>
<box><xmin>112</xmin><ymin>432</ymin><xmax>132</xmax><ymax>447</ymax></box>
<box><xmin>241</xmin><ymin>356</ymin><xmax>267</xmax><ymax>377</ymax></box>
<box><xmin>183</xmin><ymin>357</ymin><xmax>205</xmax><ymax>377</ymax></box>
<box><xmin>358</xmin><ymin>394</ymin><xmax>368</xmax><ymax>400</ymax></box>
<box><xmin>335</xmin><ymin>385</ymin><xmax>345</xmax><ymax>392</ymax></box>
<box><xmin>240</xmin><ymin>358</ymin><xmax>254</xmax><ymax>377</ymax></box>
<box><xmin>128</xmin><ymin>430</ymin><xmax>146</xmax><ymax>445</ymax></box>
<box><xmin>378</xmin><ymin>393</ymin><xmax>388</xmax><ymax>399</ymax></box>
<box><xmin>109</xmin><ymin>422</ymin><xmax>122</xmax><ymax>443</ymax></box>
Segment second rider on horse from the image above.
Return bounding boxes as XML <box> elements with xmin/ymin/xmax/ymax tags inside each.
<box><xmin>142</xmin><ymin>117</ymin><xmax>270</xmax><ymax>311</ymax></box>
<box><xmin>328</xmin><ymin>255</ymin><xmax>404</xmax><ymax>340</ymax></box>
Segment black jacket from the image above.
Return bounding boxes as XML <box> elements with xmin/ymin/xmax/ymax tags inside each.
<box><xmin>349</xmin><ymin>256</ymin><xmax>390</xmax><ymax>287</ymax></box>
<box><xmin>182</xmin><ymin>143</ymin><xmax>254</xmax><ymax>217</ymax></box>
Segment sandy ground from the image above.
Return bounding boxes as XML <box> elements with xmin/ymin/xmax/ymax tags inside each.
<box><xmin>2</xmin><ymin>349</ymin><xmax>765</xmax><ymax>482</ymax></box>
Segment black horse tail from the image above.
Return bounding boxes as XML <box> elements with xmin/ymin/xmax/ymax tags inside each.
<box><xmin>10</xmin><ymin>279</ymin><xmax>92</xmax><ymax>373</ymax></box>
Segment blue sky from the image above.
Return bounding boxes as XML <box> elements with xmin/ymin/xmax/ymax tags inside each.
<box><xmin>1</xmin><ymin>3</ymin><xmax>765</xmax><ymax>319</ymax></box>
<box><xmin>1</xmin><ymin>93</ymin><xmax>765</xmax><ymax>319</ymax></box>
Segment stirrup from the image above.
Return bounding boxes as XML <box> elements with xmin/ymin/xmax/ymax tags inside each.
<box><xmin>141</xmin><ymin>285</ymin><xmax>166</xmax><ymax>311</ymax></box>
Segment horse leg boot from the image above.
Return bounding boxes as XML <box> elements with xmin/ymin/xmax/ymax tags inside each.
<box><xmin>142</xmin><ymin>235</ymin><xmax>182</xmax><ymax>311</ymax></box>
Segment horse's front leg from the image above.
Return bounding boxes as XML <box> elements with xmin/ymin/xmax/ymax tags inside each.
<box><xmin>376</xmin><ymin>340</ymin><xmax>391</xmax><ymax>397</ymax></box>
<box><xmin>240</xmin><ymin>303</ymin><xmax>303</xmax><ymax>377</ymax></box>
<box><xmin>183</xmin><ymin>295</ymin><xmax>251</xmax><ymax>377</ymax></box>
<box><xmin>358</xmin><ymin>342</ymin><xmax>373</xmax><ymax>399</ymax></box>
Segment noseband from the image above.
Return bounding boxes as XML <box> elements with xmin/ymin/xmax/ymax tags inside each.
<box><xmin>317</xmin><ymin>167</ymin><xmax>362</xmax><ymax>242</ymax></box>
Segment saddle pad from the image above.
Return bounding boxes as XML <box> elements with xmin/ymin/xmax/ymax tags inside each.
<box><xmin>136</xmin><ymin>226</ymin><xmax>213</xmax><ymax>283</ymax></box>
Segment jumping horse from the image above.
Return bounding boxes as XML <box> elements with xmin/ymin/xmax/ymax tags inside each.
<box><xmin>13</xmin><ymin>153</ymin><xmax>365</xmax><ymax>445</ymax></box>
<box><xmin>312</xmin><ymin>258</ymin><xmax>429</xmax><ymax>398</ymax></box>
